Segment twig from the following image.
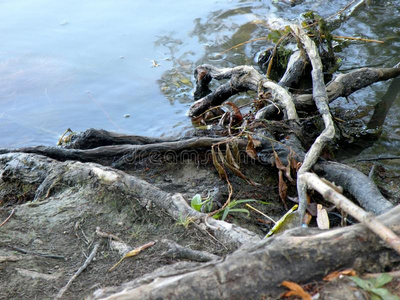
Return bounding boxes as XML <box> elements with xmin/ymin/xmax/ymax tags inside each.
<box><xmin>7</xmin><ymin>245</ymin><xmax>65</xmax><ymax>260</ymax></box>
<box><xmin>217</xmin><ymin>37</ymin><xmax>268</xmax><ymax>56</ymax></box>
<box><xmin>266</xmin><ymin>34</ymin><xmax>290</xmax><ymax>79</ymax></box>
<box><xmin>95</xmin><ymin>226</ymin><xmax>125</xmax><ymax>243</ymax></box>
<box><xmin>300</xmin><ymin>172</ymin><xmax>400</xmax><ymax>255</ymax></box>
<box><xmin>56</xmin><ymin>242</ymin><xmax>100</xmax><ymax>299</ymax></box>
<box><xmin>0</xmin><ymin>208</ymin><xmax>15</xmax><ymax>227</ymax></box>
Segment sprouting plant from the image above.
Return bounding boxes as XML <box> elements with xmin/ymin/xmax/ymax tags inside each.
<box><xmin>191</xmin><ymin>193</ymin><xmax>213</xmax><ymax>213</ymax></box>
<box><xmin>175</xmin><ymin>213</ymin><xmax>194</xmax><ymax>229</ymax></box>
<box><xmin>349</xmin><ymin>274</ymin><xmax>399</xmax><ymax>300</ymax></box>
<box><xmin>214</xmin><ymin>199</ymin><xmax>259</xmax><ymax>221</ymax></box>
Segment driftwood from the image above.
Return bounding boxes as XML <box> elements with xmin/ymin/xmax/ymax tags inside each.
<box><xmin>188</xmin><ymin>63</ymin><xmax>400</xmax><ymax>117</ymax></box>
<box><xmin>91</xmin><ymin>205</ymin><xmax>400</xmax><ymax>300</ymax></box>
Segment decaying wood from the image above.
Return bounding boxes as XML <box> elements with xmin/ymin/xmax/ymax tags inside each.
<box><xmin>91</xmin><ymin>205</ymin><xmax>400</xmax><ymax>300</ymax></box>
<box><xmin>300</xmin><ymin>172</ymin><xmax>400</xmax><ymax>255</ymax></box>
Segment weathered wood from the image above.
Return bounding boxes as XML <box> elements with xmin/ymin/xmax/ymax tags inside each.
<box><xmin>91</xmin><ymin>205</ymin><xmax>400</xmax><ymax>300</ymax></box>
<box><xmin>188</xmin><ymin>63</ymin><xmax>400</xmax><ymax>117</ymax></box>
<box><xmin>314</xmin><ymin>161</ymin><xmax>393</xmax><ymax>214</ymax></box>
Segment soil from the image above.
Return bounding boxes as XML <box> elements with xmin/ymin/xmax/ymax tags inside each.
<box><xmin>0</xmin><ymin>148</ymin><xmax>399</xmax><ymax>300</ymax></box>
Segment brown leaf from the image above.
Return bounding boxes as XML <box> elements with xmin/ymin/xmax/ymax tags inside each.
<box><xmin>323</xmin><ymin>269</ymin><xmax>357</xmax><ymax>281</ymax></box>
<box><xmin>278</xmin><ymin>170</ymin><xmax>288</xmax><ymax>210</ymax></box>
<box><xmin>224</xmin><ymin>101</ymin><xmax>243</xmax><ymax>122</ymax></box>
<box><xmin>226</xmin><ymin>143</ymin><xmax>240</xmax><ymax>169</ymax></box>
<box><xmin>224</xmin><ymin>160</ymin><xmax>257</xmax><ymax>186</ymax></box>
<box><xmin>281</xmin><ymin>281</ymin><xmax>312</xmax><ymax>300</ymax></box>
<box><xmin>246</xmin><ymin>134</ymin><xmax>258</xmax><ymax>160</ymax></box>
<box><xmin>231</xmin><ymin>140</ymin><xmax>241</xmax><ymax>163</ymax></box>
<box><xmin>212</xmin><ymin>146</ymin><xmax>227</xmax><ymax>180</ymax></box>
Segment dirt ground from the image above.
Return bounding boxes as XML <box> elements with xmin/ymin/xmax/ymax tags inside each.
<box><xmin>0</xmin><ymin>150</ymin><xmax>399</xmax><ymax>299</ymax></box>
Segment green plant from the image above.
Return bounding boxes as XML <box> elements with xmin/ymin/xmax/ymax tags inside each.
<box><xmin>214</xmin><ymin>199</ymin><xmax>258</xmax><ymax>221</ymax></box>
<box><xmin>190</xmin><ymin>194</ymin><xmax>213</xmax><ymax>213</ymax></box>
<box><xmin>349</xmin><ymin>274</ymin><xmax>399</xmax><ymax>300</ymax></box>
<box><xmin>175</xmin><ymin>214</ymin><xmax>194</xmax><ymax>229</ymax></box>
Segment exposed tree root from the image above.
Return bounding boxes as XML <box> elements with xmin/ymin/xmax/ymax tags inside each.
<box><xmin>90</xmin><ymin>205</ymin><xmax>400</xmax><ymax>300</ymax></box>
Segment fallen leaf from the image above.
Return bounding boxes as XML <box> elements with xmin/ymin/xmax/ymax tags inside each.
<box><xmin>246</xmin><ymin>134</ymin><xmax>258</xmax><ymax>160</ymax></box>
<box><xmin>323</xmin><ymin>269</ymin><xmax>357</xmax><ymax>281</ymax></box>
<box><xmin>109</xmin><ymin>241</ymin><xmax>155</xmax><ymax>272</ymax></box>
<box><xmin>226</xmin><ymin>143</ymin><xmax>240</xmax><ymax>169</ymax></box>
<box><xmin>212</xmin><ymin>146</ymin><xmax>227</xmax><ymax>180</ymax></box>
<box><xmin>317</xmin><ymin>204</ymin><xmax>330</xmax><ymax>230</ymax></box>
<box><xmin>281</xmin><ymin>281</ymin><xmax>312</xmax><ymax>300</ymax></box>
<box><xmin>231</xmin><ymin>140</ymin><xmax>241</xmax><ymax>164</ymax></box>
<box><xmin>278</xmin><ymin>171</ymin><xmax>288</xmax><ymax>210</ymax></box>
<box><xmin>224</xmin><ymin>102</ymin><xmax>243</xmax><ymax>122</ymax></box>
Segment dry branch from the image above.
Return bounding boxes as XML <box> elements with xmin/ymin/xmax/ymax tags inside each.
<box><xmin>300</xmin><ymin>172</ymin><xmax>400</xmax><ymax>255</ymax></box>
<box><xmin>56</xmin><ymin>242</ymin><xmax>100</xmax><ymax>299</ymax></box>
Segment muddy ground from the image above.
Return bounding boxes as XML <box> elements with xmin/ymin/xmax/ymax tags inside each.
<box><xmin>0</xmin><ymin>148</ymin><xmax>399</xmax><ymax>299</ymax></box>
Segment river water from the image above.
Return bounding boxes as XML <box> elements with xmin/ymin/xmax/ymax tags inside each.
<box><xmin>0</xmin><ymin>0</ymin><xmax>399</xmax><ymax>164</ymax></box>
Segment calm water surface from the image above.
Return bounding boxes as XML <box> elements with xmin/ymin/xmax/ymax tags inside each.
<box><xmin>0</xmin><ymin>0</ymin><xmax>399</xmax><ymax>164</ymax></box>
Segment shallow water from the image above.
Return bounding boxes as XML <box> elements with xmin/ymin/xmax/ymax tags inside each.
<box><xmin>0</xmin><ymin>0</ymin><xmax>399</xmax><ymax>159</ymax></box>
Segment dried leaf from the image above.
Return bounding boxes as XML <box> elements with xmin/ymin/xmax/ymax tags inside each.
<box><xmin>281</xmin><ymin>281</ymin><xmax>312</xmax><ymax>300</ymax></box>
<box><xmin>278</xmin><ymin>170</ymin><xmax>288</xmax><ymax>210</ymax></box>
<box><xmin>224</xmin><ymin>102</ymin><xmax>243</xmax><ymax>122</ymax></box>
<box><xmin>226</xmin><ymin>143</ymin><xmax>240</xmax><ymax>169</ymax></box>
<box><xmin>231</xmin><ymin>140</ymin><xmax>241</xmax><ymax>164</ymax></box>
<box><xmin>109</xmin><ymin>241</ymin><xmax>155</xmax><ymax>272</ymax></box>
<box><xmin>224</xmin><ymin>160</ymin><xmax>257</xmax><ymax>186</ymax></box>
<box><xmin>317</xmin><ymin>204</ymin><xmax>330</xmax><ymax>230</ymax></box>
<box><xmin>324</xmin><ymin>269</ymin><xmax>357</xmax><ymax>281</ymax></box>
<box><xmin>212</xmin><ymin>147</ymin><xmax>227</xmax><ymax>180</ymax></box>
<box><xmin>246</xmin><ymin>134</ymin><xmax>258</xmax><ymax>160</ymax></box>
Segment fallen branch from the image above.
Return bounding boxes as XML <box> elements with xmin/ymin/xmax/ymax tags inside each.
<box><xmin>300</xmin><ymin>172</ymin><xmax>400</xmax><ymax>255</ymax></box>
<box><xmin>56</xmin><ymin>242</ymin><xmax>100</xmax><ymax>299</ymax></box>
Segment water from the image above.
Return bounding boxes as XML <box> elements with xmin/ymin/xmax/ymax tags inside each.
<box><xmin>0</xmin><ymin>0</ymin><xmax>399</xmax><ymax>155</ymax></box>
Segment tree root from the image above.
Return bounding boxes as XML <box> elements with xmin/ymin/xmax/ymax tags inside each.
<box><xmin>90</xmin><ymin>205</ymin><xmax>400</xmax><ymax>300</ymax></box>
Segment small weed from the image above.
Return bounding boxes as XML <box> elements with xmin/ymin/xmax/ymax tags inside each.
<box><xmin>175</xmin><ymin>214</ymin><xmax>194</xmax><ymax>229</ymax></box>
<box><xmin>349</xmin><ymin>274</ymin><xmax>399</xmax><ymax>300</ymax></box>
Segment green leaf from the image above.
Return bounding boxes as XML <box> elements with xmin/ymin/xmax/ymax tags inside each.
<box><xmin>373</xmin><ymin>274</ymin><xmax>393</xmax><ymax>288</ymax></box>
<box><xmin>191</xmin><ymin>194</ymin><xmax>203</xmax><ymax>211</ymax></box>
<box><xmin>227</xmin><ymin>208</ymin><xmax>250</xmax><ymax>217</ymax></box>
<box><xmin>349</xmin><ymin>276</ymin><xmax>372</xmax><ymax>291</ymax></box>
<box><xmin>221</xmin><ymin>208</ymin><xmax>230</xmax><ymax>221</ymax></box>
<box><xmin>233</xmin><ymin>199</ymin><xmax>258</xmax><ymax>205</ymax></box>
<box><xmin>370</xmin><ymin>287</ymin><xmax>400</xmax><ymax>300</ymax></box>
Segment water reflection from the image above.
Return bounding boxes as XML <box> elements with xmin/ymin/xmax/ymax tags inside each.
<box><xmin>0</xmin><ymin>0</ymin><xmax>399</xmax><ymax>154</ymax></box>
